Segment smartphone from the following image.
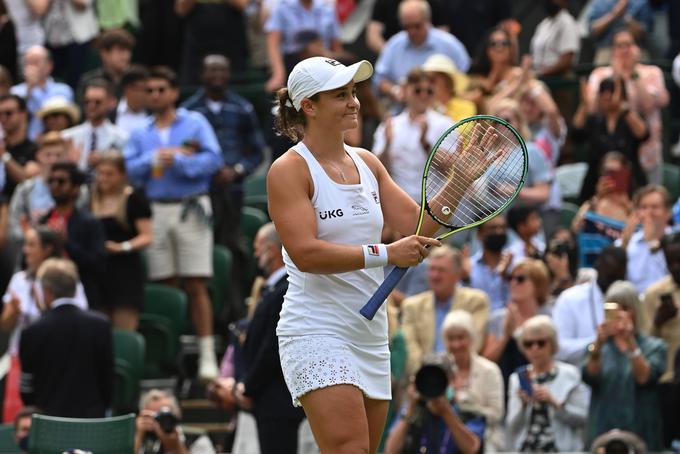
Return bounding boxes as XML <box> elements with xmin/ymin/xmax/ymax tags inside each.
<box><xmin>604</xmin><ymin>168</ymin><xmax>631</xmax><ymax>194</ymax></box>
<box><xmin>604</xmin><ymin>302</ymin><xmax>620</xmax><ymax>321</ymax></box>
<box><xmin>516</xmin><ymin>367</ymin><xmax>533</xmax><ymax>397</ymax></box>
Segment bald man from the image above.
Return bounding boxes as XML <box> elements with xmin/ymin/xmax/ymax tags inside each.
<box><xmin>182</xmin><ymin>55</ymin><xmax>266</xmax><ymax>248</ymax></box>
<box><xmin>10</xmin><ymin>46</ymin><xmax>74</xmax><ymax>140</ymax></box>
<box><xmin>373</xmin><ymin>0</ymin><xmax>469</xmax><ymax>103</ymax></box>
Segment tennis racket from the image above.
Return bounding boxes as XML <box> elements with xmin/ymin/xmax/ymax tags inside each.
<box><xmin>360</xmin><ymin>115</ymin><xmax>528</xmax><ymax>320</ymax></box>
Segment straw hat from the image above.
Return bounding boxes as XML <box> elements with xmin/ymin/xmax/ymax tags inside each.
<box><xmin>36</xmin><ymin>97</ymin><xmax>80</xmax><ymax>124</ymax></box>
<box><xmin>422</xmin><ymin>54</ymin><xmax>469</xmax><ymax>94</ymax></box>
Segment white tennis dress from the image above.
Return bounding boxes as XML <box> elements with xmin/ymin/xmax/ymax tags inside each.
<box><xmin>277</xmin><ymin>141</ymin><xmax>391</xmax><ymax>406</ymax></box>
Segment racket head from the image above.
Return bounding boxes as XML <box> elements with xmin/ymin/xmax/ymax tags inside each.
<box><xmin>416</xmin><ymin>115</ymin><xmax>529</xmax><ymax>235</ymax></box>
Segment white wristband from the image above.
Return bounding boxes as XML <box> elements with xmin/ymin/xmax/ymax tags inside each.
<box><xmin>362</xmin><ymin>244</ymin><xmax>388</xmax><ymax>268</ymax></box>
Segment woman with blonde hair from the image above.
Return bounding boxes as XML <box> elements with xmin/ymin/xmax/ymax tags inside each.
<box><xmin>90</xmin><ymin>150</ymin><xmax>152</xmax><ymax>330</ymax></box>
<box><xmin>584</xmin><ymin>280</ymin><xmax>666</xmax><ymax>450</ymax></box>
<box><xmin>482</xmin><ymin>259</ymin><xmax>552</xmax><ymax>393</ymax></box>
<box><xmin>507</xmin><ymin>315</ymin><xmax>588</xmax><ymax>452</ymax></box>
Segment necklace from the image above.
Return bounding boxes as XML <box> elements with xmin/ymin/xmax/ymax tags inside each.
<box><xmin>322</xmin><ymin>160</ymin><xmax>347</xmax><ymax>182</ymax></box>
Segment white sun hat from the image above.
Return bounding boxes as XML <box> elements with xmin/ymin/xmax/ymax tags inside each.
<box><xmin>286</xmin><ymin>57</ymin><xmax>373</xmax><ymax>111</ymax></box>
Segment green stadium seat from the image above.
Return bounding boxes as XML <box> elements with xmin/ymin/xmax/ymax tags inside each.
<box><xmin>560</xmin><ymin>202</ymin><xmax>580</xmax><ymax>229</ymax></box>
<box><xmin>139</xmin><ymin>284</ymin><xmax>188</xmax><ymax>378</ymax></box>
<box><xmin>28</xmin><ymin>413</ymin><xmax>135</xmax><ymax>454</ymax></box>
<box><xmin>663</xmin><ymin>163</ymin><xmax>680</xmax><ymax>201</ymax></box>
<box><xmin>243</xmin><ymin>173</ymin><xmax>268</xmax><ymax>213</ymax></box>
<box><xmin>208</xmin><ymin>245</ymin><xmax>233</xmax><ymax>324</ymax></box>
<box><xmin>113</xmin><ymin>358</ymin><xmax>136</xmax><ymax>414</ymax></box>
<box><xmin>0</xmin><ymin>424</ymin><xmax>19</xmax><ymax>453</ymax></box>
<box><xmin>240</xmin><ymin>206</ymin><xmax>269</xmax><ymax>252</ymax></box>
<box><xmin>112</xmin><ymin>329</ymin><xmax>145</xmax><ymax>410</ymax></box>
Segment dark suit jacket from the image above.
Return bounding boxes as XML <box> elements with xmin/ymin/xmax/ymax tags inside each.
<box><xmin>242</xmin><ymin>272</ymin><xmax>303</xmax><ymax>421</ymax></box>
<box><xmin>40</xmin><ymin>208</ymin><xmax>106</xmax><ymax>309</ymax></box>
<box><xmin>19</xmin><ymin>302</ymin><xmax>114</xmax><ymax>418</ymax></box>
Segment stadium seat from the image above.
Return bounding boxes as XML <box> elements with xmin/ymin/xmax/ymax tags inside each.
<box><xmin>139</xmin><ymin>284</ymin><xmax>188</xmax><ymax>378</ymax></box>
<box><xmin>240</xmin><ymin>206</ymin><xmax>269</xmax><ymax>256</ymax></box>
<box><xmin>243</xmin><ymin>173</ymin><xmax>268</xmax><ymax>213</ymax></box>
<box><xmin>28</xmin><ymin>413</ymin><xmax>135</xmax><ymax>454</ymax></box>
<box><xmin>113</xmin><ymin>358</ymin><xmax>137</xmax><ymax>414</ymax></box>
<box><xmin>208</xmin><ymin>245</ymin><xmax>233</xmax><ymax>325</ymax></box>
<box><xmin>0</xmin><ymin>424</ymin><xmax>19</xmax><ymax>453</ymax></box>
<box><xmin>112</xmin><ymin>329</ymin><xmax>146</xmax><ymax>411</ymax></box>
<box><xmin>663</xmin><ymin>163</ymin><xmax>680</xmax><ymax>201</ymax></box>
<box><xmin>556</xmin><ymin>163</ymin><xmax>588</xmax><ymax>204</ymax></box>
<box><xmin>560</xmin><ymin>202</ymin><xmax>580</xmax><ymax>229</ymax></box>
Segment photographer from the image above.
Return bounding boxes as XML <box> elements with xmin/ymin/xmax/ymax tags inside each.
<box><xmin>134</xmin><ymin>389</ymin><xmax>214</xmax><ymax>454</ymax></box>
<box><xmin>384</xmin><ymin>353</ymin><xmax>482</xmax><ymax>454</ymax></box>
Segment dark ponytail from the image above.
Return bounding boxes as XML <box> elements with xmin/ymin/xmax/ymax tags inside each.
<box><xmin>273</xmin><ymin>87</ymin><xmax>318</xmax><ymax>142</ymax></box>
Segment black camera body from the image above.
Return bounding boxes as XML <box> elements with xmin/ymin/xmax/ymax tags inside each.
<box><xmin>155</xmin><ymin>407</ymin><xmax>179</xmax><ymax>434</ymax></box>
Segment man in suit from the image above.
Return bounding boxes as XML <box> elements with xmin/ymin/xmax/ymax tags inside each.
<box><xmin>233</xmin><ymin>223</ymin><xmax>305</xmax><ymax>454</ymax></box>
<box><xmin>19</xmin><ymin>258</ymin><xmax>113</xmax><ymax>418</ymax></box>
<box><xmin>40</xmin><ymin>161</ymin><xmax>106</xmax><ymax>309</ymax></box>
<box><xmin>402</xmin><ymin>245</ymin><xmax>490</xmax><ymax>375</ymax></box>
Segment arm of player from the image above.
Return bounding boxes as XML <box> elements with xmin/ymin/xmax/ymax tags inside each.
<box><xmin>268</xmin><ymin>153</ymin><xmax>439</xmax><ymax>274</ymax></box>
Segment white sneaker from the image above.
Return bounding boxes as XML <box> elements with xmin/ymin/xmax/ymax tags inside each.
<box><xmin>198</xmin><ymin>350</ymin><xmax>219</xmax><ymax>382</ymax></box>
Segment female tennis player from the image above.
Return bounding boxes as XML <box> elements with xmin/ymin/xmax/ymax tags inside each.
<box><xmin>268</xmin><ymin>56</ymin><xmax>492</xmax><ymax>453</ymax></box>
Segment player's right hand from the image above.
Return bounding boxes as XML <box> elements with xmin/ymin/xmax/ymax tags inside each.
<box><xmin>386</xmin><ymin>235</ymin><xmax>441</xmax><ymax>267</ymax></box>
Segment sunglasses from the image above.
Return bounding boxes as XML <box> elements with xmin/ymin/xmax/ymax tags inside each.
<box><xmin>522</xmin><ymin>339</ymin><xmax>548</xmax><ymax>349</ymax></box>
<box><xmin>146</xmin><ymin>86</ymin><xmax>168</xmax><ymax>94</ymax></box>
<box><xmin>488</xmin><ymin>40</ymin><xmax>511</xmax><ymax>49</ymax></box>
<box><xmin>414</xmin><ymin>87</ymin><xmax>434</xmax><ymax>96</ymax></box>
<box><xmin>0</xmin><ymin>109</ymin><xmax>17</xmax><ymax>118</ymax></box>
<box><xmin>510</xmin><ymin>274</ymin><xmax>527</xmax><ymax>284</ymax></box>
<box><xmin>47</xmin><ymin>176</ymin><xmax>69</xmax><ymax>186</ymax></box>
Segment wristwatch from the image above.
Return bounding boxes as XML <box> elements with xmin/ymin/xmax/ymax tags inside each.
<box><xmin>121</xmin><ymin>241</ymin><xmax>133</xmax><ymax>252</ymax></box>
<box><xmin>1</xmin><ymin>152</ymin><xmax>11</xmax><ymax>164</ymax></box>
<box><xmin>587</xmin><ymin>342</ymin><xmax>600</xmax><ymax>359</ymax></box>
<box><xmin>648</xmin><ymin>239</ymin><xmax>661</xmax><ymax>253</ymax></box>
<box><xmin>233</xmin><ymin>163</ymin><xmax>246</xmax><ymax>177</ymax></box>
<box><xmin>626</xmin><ymin>347</ymin><xmax>642</xmax><ymax>359</ymax></box>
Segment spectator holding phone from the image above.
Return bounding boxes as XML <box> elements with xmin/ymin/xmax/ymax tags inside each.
<box><xmin>583</xmin><ymin>280</ymin><xmax>666</xmax><ymax>451</ymax></box>
<box><xmin>507</xmin><ymin>315</ymin><xmax>588</xmax><ymax>452</ymax></box>
<box><xmin>641</xmin><ymin>231</ymin><xmax>680</xmax><ymax>446</ymax></box>
<box><xmin>572</xmin><ymin>76</ymin><xmax>649</xmax><ymax>203</ymax></box>
<box><xmin>571</xmin><ymin>152</ymin><xmax>633</xmax><ymax>233</ymax></box>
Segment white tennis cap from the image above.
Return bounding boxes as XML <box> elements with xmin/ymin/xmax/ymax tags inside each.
<box><xmin>287</xmin><ymin>57</ymin><xmax>373</xmax><ymax>111</ymax></box>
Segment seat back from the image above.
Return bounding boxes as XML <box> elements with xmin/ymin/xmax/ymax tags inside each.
<box><xmin>0</xmin><ymin>424</ymin><xmax>19</xmax><ymax>453</ymax></box>
<box><xmin>28</xmin><ymin>413</ymin><xmax>135</xmax><ymax>454</ymax></box>
<box><xmin>112</xmin><ymin>329</ymin><xmax>145</xmax><ymax>410</ymax></box>
<box><xmin>209</xmin><ymin>245</ymin><xmax>233</xmax><ymax>324</ymax></box>
<box><xmin>663</xmin><ymin>163</ymin><xmax>680</xmax><ymax>201</ymax></box>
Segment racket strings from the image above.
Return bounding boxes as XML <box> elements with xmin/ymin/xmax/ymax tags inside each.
<box><xmin>425</xmin><ymin>119</ymin><xmax>525</xmax><ymax>227</ymax></box>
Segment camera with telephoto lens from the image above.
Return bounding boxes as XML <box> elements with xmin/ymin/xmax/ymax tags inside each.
<box><xmin>155</xmin><ymin>407</ymin><xmax>179</xmax><ymax>433</ymax></box>
<box><xmin>414</xmin><ymin>353</ymin><xmax>454</xmax><ymax>399</ymax></box>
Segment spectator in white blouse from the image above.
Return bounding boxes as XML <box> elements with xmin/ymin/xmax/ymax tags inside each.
<box><xmin>372</xmin><ymin>68</ymin><xmax>453</xmax><ymax>202</ymax></box>
<box><xmin>530</xmin><ymin>0</ymin><xmax>580</xmax><ymax>77</ymax></box>
<box><xmin>553</xmin><ymin>246</ymin><xmax>627</xmax><ymax>365</ymax></box>
<box><xmin>617</xmin><ymin>185</ymin><xmax>672</xmax><ymax>295</ymax></box>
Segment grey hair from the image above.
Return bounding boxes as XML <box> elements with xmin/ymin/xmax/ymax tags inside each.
<box><xmin>139</xmin><ymin>389</ymin><xmax>181</xmax><ymax>417</ymax></box>
<box><xmin>429</xmin><ymin>244</ymin><xmax>463</xmax><ymax>272</ymax></box>
<box><xmin>519</xmin><ymin>315</ymin><xmax>559</xmax><ymax>355</ymax></box>
<box><xmin>441</xmin><ymin>310</ymin><xmax>476</xmax><ymax>348</ymax></box>
<box><xmin>37</xmin><ymin>258</ymin><xmax>78</xmax><ymax>300</ymax></box>
<box><xmin>257</xmin><ymin>222</ymin><xmax>281</xmax><ymax>247</ymax></box>
<box><xmin>398</xmin><ymin>0</ymin><xmax>431</xmax><ymax>23</ymax></box>
<box><xmin>605</xmin><ymin>280</ymin><xmax>645</xmax><ymax>334</ymax></box>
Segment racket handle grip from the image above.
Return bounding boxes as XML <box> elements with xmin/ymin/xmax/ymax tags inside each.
<box><xmin>360</xmin><ymin>266</ymin><xmax>409</xmax><ymax>320</ymax></box>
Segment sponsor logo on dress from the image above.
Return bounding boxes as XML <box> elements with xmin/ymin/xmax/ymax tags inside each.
<box><xmin>319</xmin><ymin>209</ymin><xmax>344</xmax><ymax>220</ymax></box>
<box><xmin>371</xmin><ymin>191</ymin><xmax>380</xmax><ymax>204</ymax></box>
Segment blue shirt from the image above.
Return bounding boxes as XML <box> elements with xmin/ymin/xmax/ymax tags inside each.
<box><xmin>10</xmin><ymin>78</ymin><xmax>74</xmax><ymax>140</ymax></box>
<box><xmin>374</xmin><ymin>28</ymin><xmax>470</xmax><ymax>89</ymax></box>
<box><xmin>587</xmin><ymin>0</ymin><xmax>653</xmax><ymax>48</ymax></box>
<box><xmin>468</xmin><ymin>252</ymin><xmax>509</xmax><ymax>311</ymax></box>
<box><xmin>434</xmin><ymin>298</ymin><xmax>452</xmax><ymax>353</ymax></box>
<box><xmin>622</xmin><ymin>230</ymin><xmax>669</xmax><ymax>294</ymax></box>
<box><xmin>124</xmin><ymin>108</ymin><xmax>223</xmax><ymax>200</ymax></box>
<box><xmin>264</xmin><ymin>0</ymin><xmax>340</xmax><ymax>54</ymax></box>
<box><xmin>181</xmin><ymin>89</ymin><xmax>266</xmax><ymax>176</ymax></box>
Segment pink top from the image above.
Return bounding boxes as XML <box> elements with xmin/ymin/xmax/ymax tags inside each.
<box><xmin>586</xmin><ymin>64</ymin><xmax>670</xmax><ymax>171</ymax></box>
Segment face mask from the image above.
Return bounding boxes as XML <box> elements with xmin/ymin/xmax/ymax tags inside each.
<box><xmin>18</xmin><ymin>435</ymin><xmax>28</xmax><ymax>452</ymax></box>
<box><xmin>544</xmin><ymin>0</ymin><xmax>561</xmax><ymax>15</ymax></box>
<box><xmin>483</xmin><ymin>233</ymin><xmax>507</xmax><ymax>252</ymax></box>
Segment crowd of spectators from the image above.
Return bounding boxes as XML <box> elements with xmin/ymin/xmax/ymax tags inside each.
<box><xmin>0</xmin><ymin>0</ymin><xmax>679</xmax><ymax>453</ymax></box>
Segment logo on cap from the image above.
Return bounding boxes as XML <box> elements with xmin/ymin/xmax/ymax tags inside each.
<box><xmin>324</xmin><ymin>59</ymin><xmax>341</xmax><ymax>67</ymax></box>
